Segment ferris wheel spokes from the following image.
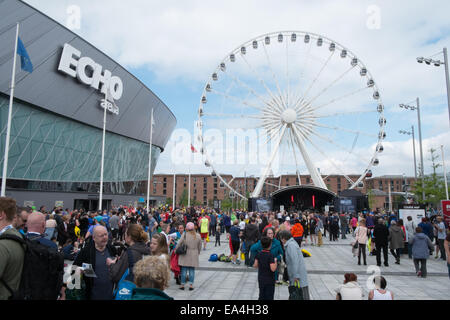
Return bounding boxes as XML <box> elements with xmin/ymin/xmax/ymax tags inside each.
<box><xmin>290</xmin><ymin>124</ymin><xmax>327</xmax><ymax>189</ymax></box>
<box><xmin>251</xmin><ymin>124</ymin><xmax>288</xmax><ymax>198</ymax></box>
<box><xmin>240</xmin><ymin>54</ymin><xmax>286</xmax><ymax>114</ymax></box>
<box><xmin>261</xmin><ymin>41</ymin><xmax>288</xmax><ymax>110</ymax></box>
<box><xmin>300</xmin><ymin>85</ymin><xmax>370</xmax><ymax>115</ymax></box>
<box><xmin>293</xmin><ymin>50</ymin><xmax>336</xmax><ymax>112</ymax></box>
<box><xmin>292</xmin><ymin>125</ymin><xmax>357</xmax><ymax>186</ymax></box>
<box><xmin>301</xmin><ymin>65</ymin><xmax>355</xmax><ymax>110</ymax></box>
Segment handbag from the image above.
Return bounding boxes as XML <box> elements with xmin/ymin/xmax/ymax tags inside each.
<box><xmin>175</xmin><ymin>233</ymin><xmax>187</xmax><ymax>255</ymax></box>
<box><xmin>170</xmin><ymin>251</ymin><xmax>180</xmax><ymax>273</ymax></box>
<box><xmin>114</xmin><ymin>250</ymin><xmax>136</xmax><ymax>300</ymax></box>
<box><xmin>288</xmin><ymin>282</ymin><xmax>304</xmax><ymax>300</ymax></box>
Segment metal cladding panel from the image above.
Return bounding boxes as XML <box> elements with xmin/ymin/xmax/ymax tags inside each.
<box><xmin>0</xmin><ymin>0</ymin><xmax>176</xmax><ymax>150</ymax></box>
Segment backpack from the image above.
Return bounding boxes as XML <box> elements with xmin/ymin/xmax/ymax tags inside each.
<box><xmin>0</xmin><ymin>233</ymin><xmax>64</xmax><ymax>300</ymax></box>
<box><xmin>114</xmin><ymin>250</ymin><xmax>136</xmax><ymax>300</ymax></box>
<box><xmin>208</xmin><ymin>254</ymin><xmax>218</xmax><ymax>262</ymax></box>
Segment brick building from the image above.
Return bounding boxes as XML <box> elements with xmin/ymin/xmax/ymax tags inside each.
<box><xmin>149</xmin><ymin>173</ymin><xmax>416</xmax><ymax>209</ymax></box>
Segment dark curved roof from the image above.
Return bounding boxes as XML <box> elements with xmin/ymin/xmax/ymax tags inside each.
<box><xmin>271</xmin><ymin>185</ymin><xmax>337</xmax><ymax>198</ymax></box>
<box><xmin>338</xmin><ymin>189</ymin><xmax>365</xmax><ymax>197</ymax></box>
<box><xmin>0</xmin><ymin>0</ymin><xmax>176</xmax><ymax>150</ymax></box>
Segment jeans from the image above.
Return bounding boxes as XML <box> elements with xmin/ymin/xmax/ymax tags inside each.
<box><xmin>376</xmin><ymin>244</ymin><xmax>389</xmax><ymax>266</ymax></box>
<box><xmin>358</xmin><ymin>243</ymin><xmax>366</xmax><ymax>264</ymax></box>
<box><xmin>447</xmin><ymin>263</ymin><xmax>450</xmax><ymax>280</ymax></box>
<box><xmin>437</xmin><ymin>239</ymin><xmax>446</xmax><ymax>260</ymax></box>
<box><xmin>244</xmin><ymin>241</ymin><xmax>255</xmax><ymax>266</ymax></box>
<box><xmin>390</xmin><ymin>248</ymin><xmax>402</xmax><ymax>262</ymax></box>
<box><xmin>181</xmin><ymin>266</ymin><xmax>195</xmax><ymax>285</ymax></box>
<box><xmin>209</xmin><ymin>225</ymin><xmax>216</xmax><ymax>236</ymax></box>
<box><xmin>413</xmin><ymin>259</ymin><xmax>427</xmax><ymax>277</ymax></box>
<box><xmin>407</xmin><ymin>241</ymin><xmax>413</xmax><ymax>258</ymax></box>
<box><xmin>258</xmin><ymin>283</ymin><xmax>275</xmax><ymax>300</ymax></box>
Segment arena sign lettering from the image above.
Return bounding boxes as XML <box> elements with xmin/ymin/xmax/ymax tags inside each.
<box><xmin>57</xmin><ymin>43</ymin><xmax>122</xmax><ymax>115</ymax></box>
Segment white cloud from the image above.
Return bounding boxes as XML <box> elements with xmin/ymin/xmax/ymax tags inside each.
<box><xmin>23</xmin><ymin>0</ymin><xmax>450</xmax><ymax>180</ymax></box>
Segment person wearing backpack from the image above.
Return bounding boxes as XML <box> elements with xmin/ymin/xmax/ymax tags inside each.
<box><xmin>73</xmin><ymin>225</ymin><xmax>117</xmax><ymax>300</ymax></box>
<box><xmin>1</xmin><ymin>203</ymin><xmax>65</xmax><ymax>300</ymax></box>
<box><xmin>25</xmin><ymin>212</ymin><xmax>65</xmax><ymax>298</ymax></box>
<box><xmin>108</xmin><ymin>224</ymin><xmax>150</xmax><ymax>285</ymax></box>
<box><xmin>0</xmin><ymin>197</ymin><xmax>25</xmax><ymax>300</ymax></box>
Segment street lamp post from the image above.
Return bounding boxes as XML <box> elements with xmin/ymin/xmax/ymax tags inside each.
<box><xmin>417</xmin><ymin>47</ymin><xmax>450</xmax><ymax>127</ymax></box>
<box><xmin>441</xmin><ymin>145</ymin><xmax>449</xmax><ymax>200</ymax></box>
<box><xmin>399</xmin><ymin>125</ymin><xmax>418</xmax><ymax>180</ymax></box>
<box><xmin>400</xmin><ymin>99</ymin><xmax>425</xmax><ymax>202</ymax></box>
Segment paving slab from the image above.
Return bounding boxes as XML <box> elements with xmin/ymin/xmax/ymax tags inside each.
<box><xmin>165</xmin><ymin>234</ymin><xmax>450</xmax><ymax>300</ymax></box>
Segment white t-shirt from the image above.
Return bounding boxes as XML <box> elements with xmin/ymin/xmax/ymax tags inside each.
<box><xmin>239</xmin><ymin>221</ymin><xmax>246</xmax><ymax>230</ymax></box>
<box><xmin>335</xmin><ymin>282</ymin><xmax>364</xmax><ymax>300</ymax></box>
<box><xmin>372</xmin><ymin>289</ymin><xmax>393</xmax><ymax>300</ymax></box>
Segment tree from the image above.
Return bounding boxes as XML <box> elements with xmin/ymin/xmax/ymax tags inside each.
<box><xmin>413</xmin><ymin>148</ymin><xmax>447</xmax><ymax>208</ymax></box>
<box><xmin>221</xmin><ymin>196</ymin><xmax>233</xmax><ymax>211</ymax></box>
<box><xmin>367</xmin><ymin>189</ymin><xmax>375</xmax><ymax>210</ymax></box>
<box><xmin>165</xmin><ymin>197</ymin><xmax>173</xmax><ymax>206</ymax></box>
<box><xmin>179</xmin><ymin>189</ymin><xmax>189</xmax><ymax>207</ymax></box>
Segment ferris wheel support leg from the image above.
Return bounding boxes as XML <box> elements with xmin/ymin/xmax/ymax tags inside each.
<box><xmin>251</xmin><ymin>124</ymin><xmax>287</xmax><ymax>198</ymax></box>
<box><xmin>291</xmin><ymin>125</ymin><xmax>327</xmax><ymax>190</ymax></box>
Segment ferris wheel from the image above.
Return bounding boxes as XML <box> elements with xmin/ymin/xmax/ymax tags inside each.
<box><xmin>196</xmin><ymin>31</ymin><xmax>386</xmax><ymax>200</ymax></box>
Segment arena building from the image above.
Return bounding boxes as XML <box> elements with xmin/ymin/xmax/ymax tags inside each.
<box><xmin>0</xmin><ymin>0</ymin><xmax>176</xmax><ymax>210</ymax></box>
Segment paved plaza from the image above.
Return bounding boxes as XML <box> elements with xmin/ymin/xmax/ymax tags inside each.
<box><xmin>165</xmin><ymin>234</ymin><xmax>450</xmax><ymax>300</ymax></box>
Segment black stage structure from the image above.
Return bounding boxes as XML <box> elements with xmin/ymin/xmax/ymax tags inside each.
<box><xmin>249</xmin><ymin>185</ymin><xmax>337</xmax><ymax>213</ymax></box>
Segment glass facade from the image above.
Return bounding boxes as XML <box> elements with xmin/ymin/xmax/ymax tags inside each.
<box><xmin>0</xmin><ymin>95</ymin><xmax>160</xmax><ymax>192</ymax></box>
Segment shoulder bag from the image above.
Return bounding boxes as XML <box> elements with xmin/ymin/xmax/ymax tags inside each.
<box><xmin>175</xmin><ymin>233</ymin><xmax>187</xmax><ymax>255</ymax></box>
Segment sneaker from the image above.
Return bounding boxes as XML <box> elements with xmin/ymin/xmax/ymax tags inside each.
<box><xmin>417</xmin><ymin>271</ymin><xmax>422</xmax><ymax>277</ymax></box>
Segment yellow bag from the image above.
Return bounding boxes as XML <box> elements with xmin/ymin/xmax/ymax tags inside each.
<box><xmin>241</xmin><ymin>253</ymin><xmax>245</xmax><ymax>260</ymax></box>
<box><xmin>301</xmin><ymin>249</ymin><xmax>312</xmax><ymax>257</ymax></box>
<box><xmin>206</xmin><ymin>234</ymin><xmax>210</xmax><ymax>242</ymax></box>
<box><xmin>366</xmin><ymin>237</ymin><xmax>371</xmax><ymax>251</ymax></box>
<box><xmin>74</xmin><ymin>226</ymin><xmax>80</xmax><ymax>238</ymax></box>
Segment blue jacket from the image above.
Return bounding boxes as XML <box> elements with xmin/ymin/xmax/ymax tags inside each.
<box><xmin>418</xmin><ymin>222</ymin><xmax>433</xmax><ymax>240</ymax></box>
<box><xmin>409</xmin><ymin>232</ymin><xmax>433</xmax><ymax>260</ymax></box>
<box><xmin>223</xmin><ymin>215</ymin><xmax>231</xmax><ymax>227</ymax></box>
<box><xmin>26</xmin><ymin>232</ymin><xmax>58</xmax><ymax>250</ymax></box>
<box><xmin>250</xmin><ymin>238</ymin><xmax>283</xmax><ymax>264</ymax></box>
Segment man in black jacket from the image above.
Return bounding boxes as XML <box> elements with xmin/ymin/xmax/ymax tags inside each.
<box><xmin>73</xmin><ymin>226</ymin><xmax>117</xmax><ymax>300</ymax></box>
<box><xmin>373</xmin><ymin>218</ymin><xmax>389</xmax><ymax>267</ymax></box>
<box><xmin>243</xmin><ymin>217</ymin><xmax>260</xmax><ymax>267</ymax></box>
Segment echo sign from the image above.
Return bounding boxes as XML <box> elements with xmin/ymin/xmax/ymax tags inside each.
<box><xmin>58</xmin><ymin>43</ymin><xmax>123</xmax><ymax>112</ymax></box>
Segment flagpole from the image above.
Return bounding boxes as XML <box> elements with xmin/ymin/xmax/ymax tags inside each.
<box><xmin>99</xmin><ymin>88</ymin><xmax>108</xmax><ymax>211</ymax></box>
<box><xmin>173</xmin><ymin>172</ymin><xmax>176</xmax><ymax>211</ymax></box>
<box><xmin>146</xmin><ymin>109</ymin><xmax>154</xmax><ymax>211</ymax></box>
<box><xmin>188</xmin><ymin>165</ymin><xmax>191</xmax><ymax>208</ymax></box>
<box><xmin>1</xmin><ymin>23</ymin><xmax>20</xmax><ymax>197</ymax></box>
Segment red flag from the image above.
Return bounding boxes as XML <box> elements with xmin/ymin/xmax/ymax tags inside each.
<box><xmin>190</xmin><ymin>144</ymin><xmax>198</xmax><ymax>153</ymax></box>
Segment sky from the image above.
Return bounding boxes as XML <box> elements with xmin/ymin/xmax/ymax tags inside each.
<box><xmin>23</xmin><ymin>0</ymin><xmax>450</xmax><ymax>181</ymax></box>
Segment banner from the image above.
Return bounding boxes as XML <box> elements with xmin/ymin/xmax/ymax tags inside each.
<box><xmin>442</xmin><ymin>200</ymin><xmax>450</xmax><ymax>226</ymax></box>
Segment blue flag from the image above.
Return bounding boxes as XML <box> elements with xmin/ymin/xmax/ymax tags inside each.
<box><xmin>17</xmin><ymin>37</ymin><xmax>33</xmax><ymax>73</ymax></box>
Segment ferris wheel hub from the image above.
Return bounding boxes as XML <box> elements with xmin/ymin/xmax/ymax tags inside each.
<box><xmin>281</xmin><ymin>108</ymin><xmax>297</xmax><ymax>124</ymax></box>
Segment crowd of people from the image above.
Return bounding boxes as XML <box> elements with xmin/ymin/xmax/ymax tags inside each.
<box><xmin>0</xmin><ymin>196</ymin><xmax>449</xmax><ymax>301</ymax></box>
